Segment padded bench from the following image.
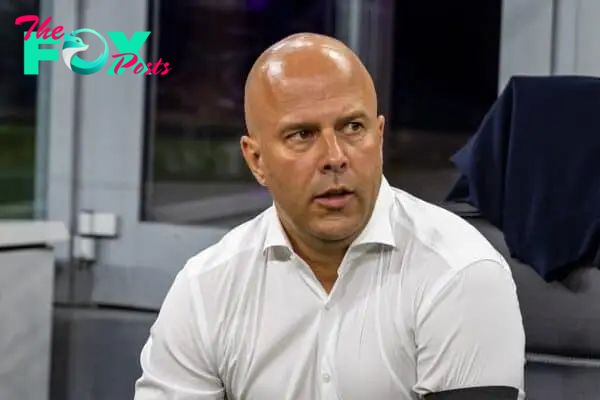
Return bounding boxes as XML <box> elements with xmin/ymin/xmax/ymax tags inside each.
<box><xmin>448</xmin><ymin>204</ymin><xmax>600</xmax><ymax>400</ymax></box>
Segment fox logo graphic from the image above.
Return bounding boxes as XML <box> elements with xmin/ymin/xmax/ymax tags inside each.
<box><xmin>62</xmin><ymin>29</ymin><xmax>109</xmax><ymax>75</ymax></box>
<box><xmin>16</xmin><ymin>15</ymin><xmax>171</xmax><ymax>75</ymax></box>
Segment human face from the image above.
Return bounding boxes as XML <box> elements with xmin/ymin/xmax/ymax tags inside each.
<box><xmin>242</xmin><ymin>66</ymin><xmax>384</xmax><ymax>244</ymax></box>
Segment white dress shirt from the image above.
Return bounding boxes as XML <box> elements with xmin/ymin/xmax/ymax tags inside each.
<box><xmin>134</xmin><ymin>176</ymin><xmax>526</xmax><ymax>400</ymax></box>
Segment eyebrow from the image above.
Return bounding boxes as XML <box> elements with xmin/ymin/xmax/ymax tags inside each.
<box><xmin>278</xmin><ymin>109</ymin><xmax>369</xmax><ymax>134</ymax></box>
<box><xmin>338</xmin><ymin>110</ymin><xmax>369</xmax><ymax>124</ymax></box>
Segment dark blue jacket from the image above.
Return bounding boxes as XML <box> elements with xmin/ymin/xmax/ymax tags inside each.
<box><xmin>446</xmin><ymin>75</ymin><xmax>600</xmax><ymax>281</ymax></box>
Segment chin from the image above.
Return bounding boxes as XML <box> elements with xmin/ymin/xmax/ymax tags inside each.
<box><xmin>311</xmin><ymin>220</ymin><xmax>360</xmax><ymax>242</ymax></box>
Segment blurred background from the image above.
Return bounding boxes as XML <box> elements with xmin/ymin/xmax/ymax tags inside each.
<box><xmin>1</xmin><ymin>0</ymin><xmax>600</xmax><ymax>399</ymax></box>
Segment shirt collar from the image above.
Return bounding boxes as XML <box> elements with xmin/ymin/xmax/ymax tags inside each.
<box><xmin>262</xmin><ymin>176</ymin><xmax>397</xmax><ymax>254</ymax></box>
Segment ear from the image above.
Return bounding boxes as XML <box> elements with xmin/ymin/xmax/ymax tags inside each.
<box><xmin>376</xmin><ymin>115</ymin><xmax>385</xmax><ymax>159</ymax></box>
<box><xmin>240</xmin><ymin>134</ymin><xmax>267</xmax><ymax>186</ymax></box>
<box><xmin>377</xmin><ymin>114</ymin><xmax>385</xmax><ymax>141</ymax></box>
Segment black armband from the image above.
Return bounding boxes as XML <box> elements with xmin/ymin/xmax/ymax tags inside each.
<box><xmin>424</xmin><ymin>386</ymin><xmax>519</xmax><ymax>400</ymax></box>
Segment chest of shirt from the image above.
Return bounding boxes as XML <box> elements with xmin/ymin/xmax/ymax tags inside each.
<box><xmin>208</xmin><ymin>250</ymin><xmax>418</xmax><ymax>399</ymax></box>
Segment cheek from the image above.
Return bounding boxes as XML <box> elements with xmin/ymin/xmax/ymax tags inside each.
<box><xmin>263</xmin><ymin>152</ymin><xmax>315</xmax><ymax>190</ymax></box>
<box><xmin>349</xmin><ymin>136</ymin><xmax>382</xmax><ymax>166</ymax></box>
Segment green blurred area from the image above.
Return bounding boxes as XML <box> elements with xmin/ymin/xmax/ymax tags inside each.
<box><xmin>152</xmin><ymin>134</ymin><xmax>253</xmax><ymax>182</ymax></box>
<box><xmin>0</xmin><ymin>123</ymin><xmax>35</xmax><ymax>219</ymax></box>
<box><xmin>0</xmin><ymin>118</ymin><xmax>256</xmax><ymax>220</ymax></box>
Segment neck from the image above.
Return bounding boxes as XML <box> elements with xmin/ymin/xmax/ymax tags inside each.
<box><xmin>289</xmin><ymin>232</ymin><xmax>350</xmax><ymax>271</ymax></box>
<box><xmin>291</xmin><ymin>234</ymin><xmax>349</xmax><ymax>294</ymax></box>
<box><xmin>277</xmin><ymin>214</ymin><xmax>360</xmax><ymax>293</ymax></box>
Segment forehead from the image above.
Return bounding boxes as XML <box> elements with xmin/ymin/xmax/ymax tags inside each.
<box><xmin>263</xmin><ymin>73</ymin><xmax>369</xmax><ymax>127</ymax></box>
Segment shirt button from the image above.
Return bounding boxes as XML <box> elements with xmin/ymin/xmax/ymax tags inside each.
<box><xmin>322</xmin><ymin>373</ymin><xmax>331</xmax><ymax>383</ymax></box>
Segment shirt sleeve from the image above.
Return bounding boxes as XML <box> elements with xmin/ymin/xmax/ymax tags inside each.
<box><xmin>412</xmin><ymin>259</ymin><xmax>526</xmax><ymax>399</ymax></box>
<box><xmin>134</xmin><ymin>269</ymin><xmax>225</xmax><ymax>400</ymax></box>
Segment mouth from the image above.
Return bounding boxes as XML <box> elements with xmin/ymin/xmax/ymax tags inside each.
<box><xmin>313</xmin><ymin>186</ymin><xmax>355</xmax><ymax>209</ymax></box>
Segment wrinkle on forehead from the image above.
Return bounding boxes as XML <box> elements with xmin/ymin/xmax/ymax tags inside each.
<box><xmin>244</xmin><ymin>33</ymin><xmax>377</xmax><ymax>137</ymax></box>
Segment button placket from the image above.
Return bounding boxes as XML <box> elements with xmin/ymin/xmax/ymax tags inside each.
<box><xmin>318</xmin><ymin>300</ymin><xmax>341</xmax><ymax>398</ymax></box>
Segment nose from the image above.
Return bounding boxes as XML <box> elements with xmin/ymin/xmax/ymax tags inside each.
<box><xmin>320</xmin><ymin>130</ymin><xmax>348</xmax><ymax>174</ymax></box>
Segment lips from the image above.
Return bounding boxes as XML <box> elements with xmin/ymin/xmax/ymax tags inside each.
<box><xmin>313</xmin><ymin>186</ymin><xmax>354</xmax><ymax>208</ymax></box>
<box><xmin>315</xmin><ymin>187</ymin><xmax>353</xmax><ymax>198</ymax></box>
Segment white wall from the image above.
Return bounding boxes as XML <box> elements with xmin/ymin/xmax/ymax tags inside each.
<box><xmin>499</xmin><ymin>0</ymin><xmax>554</xmax><ymax>92</ymax></box>
<box><xmin>499</xmin><ymin>0</ymin><xmax>600</xmax><ymax>93</ymax></box>
<box><xmin>574</xmin><ymin>0</ymin><xmax>600</xmax><ymax>75</ymax></box>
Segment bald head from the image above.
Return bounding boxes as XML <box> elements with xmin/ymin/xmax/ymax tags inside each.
<box><xmin>239</xmin><ymin>34</ymin><xmax>385</xmax><ymax>249</ymax></box>
<box><xmin>244</xmin><ymin>33</ymin><xmax>378</xmax><ymax>137</ymax></box>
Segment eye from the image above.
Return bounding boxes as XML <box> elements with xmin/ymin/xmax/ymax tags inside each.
<box><xmin>342</xmin><ymin>121</ymin><xmax>363</xmax><ymax>134</ymax></box>
<box><xmin>287</xmin><ymin>130</ymin><xmax>314</xmax><ymax>141</ymax></box>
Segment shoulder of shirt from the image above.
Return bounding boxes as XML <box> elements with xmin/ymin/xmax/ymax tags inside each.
<box><xmin>389</xmin><ymin>185</ymin><xmax>510</xmax><ymax>274</ymax></box>
<box><xmin>179</xmin><ymin>207</ymin><xmax>273</xmax><ymax>279</ymax></box>
<box><xmin>178</xmin><ymin>185</ymin><xmax>510</xmax><ymax>280</ymax></box>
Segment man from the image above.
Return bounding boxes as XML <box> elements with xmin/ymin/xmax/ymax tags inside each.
<box><xmin>134</xmin><ymin>33</ymin><xmax>526</xmax><ymax>399</ymax></box>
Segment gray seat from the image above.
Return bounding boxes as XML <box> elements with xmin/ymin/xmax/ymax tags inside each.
<box><xmin>449</xmin><ymin>204</ymin><xmax>600</xmax><ymax>400</ymax></box>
